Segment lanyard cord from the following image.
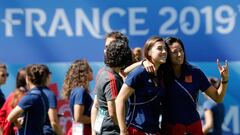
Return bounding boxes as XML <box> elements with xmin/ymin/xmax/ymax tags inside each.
<box><xmin>174</xmin><ymin>80</ymin><xmax>195</xmax><ymax>104</ymax></box>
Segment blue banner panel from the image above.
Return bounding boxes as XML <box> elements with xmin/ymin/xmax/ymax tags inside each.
<box><xmin>0</xmin><ymin>0</ymin><xmax>240</xmax><ymax>63</ymax></box>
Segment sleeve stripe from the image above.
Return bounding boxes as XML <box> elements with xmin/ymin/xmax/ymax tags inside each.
<box><xmin>93</xmin><ymin>67</ymin><xmax>105</xmax><ymax>93</ymax></box>
<box><xmin>107</xmin><ymin>72</ymin><xmax>118</xmax><ymax>98</ymax></box>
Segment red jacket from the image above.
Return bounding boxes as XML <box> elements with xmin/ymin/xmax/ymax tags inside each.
<box><xmin>0</xmin><ymin>93</ymin><xmax>17</xmax><ymax>135</ymax></box>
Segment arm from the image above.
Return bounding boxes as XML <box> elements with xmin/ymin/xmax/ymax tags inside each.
<box><xmin>115</xmin><ymin>84</ymin><xmax>134</xmax><ymax>135</ymax></box>
<box><xmin>123</xmin><ymin>61</ymin><xmax>141</xmax><ymax>75</ymax></box>
<box><xmin>7</xmin><ymin>106</ymin><xmax>24</xmax><ymax>123</ymax></box>
<box><xmin>74</xmin><ymin>104</ymin><xmax>90</xmax><ymax>124</ymax></box>
<box><xmin>202</xmin><ymin>109</ymin><xmax>214</xmax><ymax>134</ymax></box>
<box><xmin>91</xmin><ymin>95</ymin><xmax>99</xmax><ymax>135</ymax></box>
<box><xmin>205</xmin><ymin>59</ymin><xmax>228</xmax><ymax>103</ymax></box>
<box><xmin>205</xmin><ymin>83</ymin><xmax>228</xmax><ymax>103</ymax></box>
<box><xmin>107</xmin><ymin>100</ymin><xmax>118</xmax><ymax>125</ymax></box>
<box><xmin>0</xmin><ymin>103</ymin><xmax>7</xmax><ymax>128</ymax></box>
<box><xmin>143</xmin><ymin>59</ymin><xmax>155</xmax><ymax>73</ymax></box>
<box><xmin>124</xmin><ymin>60</ymin><xmax>155</xmax><ymax>76</ymax></box>
<box><xmin>0</xmin><ymin>93</ymin><xmax>14</xmax><ymax>128</ymax></box>
<box><xmin>48</xmin><ymin>108</ymin><xmax>63</xmax><ymax>135</ymax></box>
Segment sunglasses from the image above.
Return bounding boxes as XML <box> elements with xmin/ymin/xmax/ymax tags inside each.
<box><xmin>0</xmin><ymin>73</ymin><xmax>9</xmax><ymax>77</ymax></box>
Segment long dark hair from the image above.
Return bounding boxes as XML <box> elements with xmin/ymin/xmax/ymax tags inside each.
<box><xmin>163</xmin><ymin>37</ymin><xmax>190</xmax><ymax>87</ymax></box>
<box><xmin>10</xmin><ymin>68</ymin><xmax>27</xmax><ymax>108</ymax></box>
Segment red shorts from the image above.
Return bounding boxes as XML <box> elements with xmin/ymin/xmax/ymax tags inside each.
<box><xmin>128</xmin><ymin>126</ymin><xmax>161</xmax><ymax>135</ymax></box>
<box><xmin>163</xmin><ymin>120</ymin><xmax>203</xmax><ymax>135</ymax></box>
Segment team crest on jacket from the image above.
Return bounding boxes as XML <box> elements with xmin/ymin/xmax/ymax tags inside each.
<box><xmin>185</xmin><ymin>75</ymin><xmax>192</xmax><ymax>83</ymax></box>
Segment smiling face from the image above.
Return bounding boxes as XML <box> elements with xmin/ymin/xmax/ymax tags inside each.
<box><xmin>168</xmin><ymin>42</ymin><xmax>185</xmax><ymax>66</ymax></box>
<box><xmin>148</xmin><ymin>41</ymin><xmax>167</xmax><ymax>66</ymax></box>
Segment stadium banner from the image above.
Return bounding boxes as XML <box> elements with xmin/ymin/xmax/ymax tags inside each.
<box><xmin>1</xmin><ymin>1</ymin><xmax>240</xmax><ymax>135</ymax></box>
<box><xmin>0</xmin><ymin>0</ymin><xmax>240</xmax><ymax>63</ymax></box>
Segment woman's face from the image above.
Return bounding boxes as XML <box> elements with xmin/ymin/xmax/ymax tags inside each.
<box><xmin>168</xmin><ymin>42</ymin><xmax>184</xmax><ymax>65</ymax></box>
<box><xmin>0</xmin><ymin>68</ymin><xmax>8</xmax><ymax>85</ymax></box>
<box><xmin>88</xmin><ymin>70</ymin><xmax>93</xmax><ymax>81</ymax></box>
<box><xmin>25</xmin><ymin>75</ymin><xmax>31</xmax><ymax>90</ymax></box>
<box><xmin>46</xmin><ymin>74</ymin><xmax>52</xmax><ymax>86</ymax></box>
<box><xmin>148</xmin><ymin>41</ymin><xmax>167</xmax><ymax>65</ymax></box>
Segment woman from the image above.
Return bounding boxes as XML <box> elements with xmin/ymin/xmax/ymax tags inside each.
<box><xmin>7</xmin><ymin>64</ymin><xmax>49</xmax><ymax>135</ymax></box>
<box><xmin>0</xmin><ymin>68</ymin><xmax>27</xmax><ymax>135</ymax></box>
<box><xmin>124</xmin><ymin>37</ymin><xmax>228</xmax><ymax>135</ymax></box>
<box><xmin>62</xmin><ymin>59</ymin><xmax>93</xmax><ymax>135</ymax></box>
<box><xmin>0</xmin><ymin>64</ymin><xmax>8</xmax><ymax>109</ymax></box>
<box><xmin>40</xmin><ymin>65</ymin><xmax>63</xmax><ymax>135</ymax></box>
<box><xmin>115</xmin><ymin>36</ymin><xmax>167</xmax><ymax>135</ymax></box>
<box><xmin>161</xmin><ymin>37</ymin><xmax>228</xmax><ymax>135</ymax></box>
